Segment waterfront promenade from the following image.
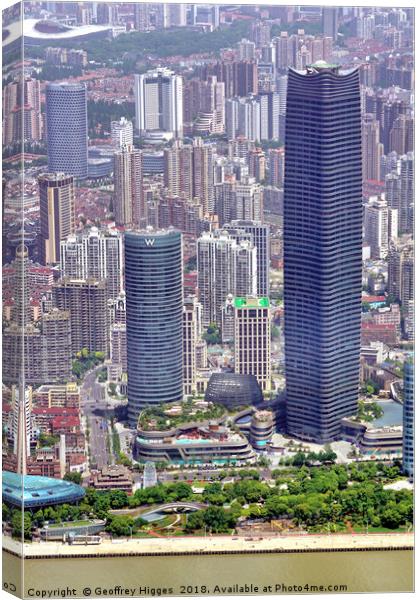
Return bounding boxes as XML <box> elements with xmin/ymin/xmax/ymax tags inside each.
<box><xmin>3</xmin><ymin>532</ymin><xmax>414</xmax><ymax>558</ymax></box>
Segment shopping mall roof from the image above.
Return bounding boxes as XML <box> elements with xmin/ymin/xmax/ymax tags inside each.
<box><xmin>2</xmin><ymin>471</ymin><xmax>86</xmax><ymax>508</ymax></box>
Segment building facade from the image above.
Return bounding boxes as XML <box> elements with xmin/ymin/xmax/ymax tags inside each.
<box><xmin>46</xmin><ymin>82</ymin><xmax>88</xmax><ymax>178</ymax></box>
<box><xmin>284</xmin><ymin>62</ymin><xmax>363</xmax><ymax>442</ymax></box>
<box><xmin>125</xmin><ymin>229</ymin><xmax>183</xmax><ymax>425</ymax></box>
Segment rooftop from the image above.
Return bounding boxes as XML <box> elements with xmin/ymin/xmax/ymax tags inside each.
<box><xmin>2</xmin><ymin>471</ymin><xmax>85</xmax><ymax>508</ymax></box>
<box><xmin>234</xmin><ymin>297</ymin><xmax>270</xmax><ymax>309</ymax></box>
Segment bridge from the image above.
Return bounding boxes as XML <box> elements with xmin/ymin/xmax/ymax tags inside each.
<box><xmin>142</xmin><ymin>502</ymin><xmax>207</xmax><ymax>517</ymax></box>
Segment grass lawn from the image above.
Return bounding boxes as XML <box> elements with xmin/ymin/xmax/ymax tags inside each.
<box><xmin>49</xmin><ymin>520</ymin><xmax>93</xmax><ymax>528</ymax></box>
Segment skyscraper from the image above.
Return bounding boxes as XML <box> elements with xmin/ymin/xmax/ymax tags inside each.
<box><xmin>284</xmin><ymin>62</ymin><xmax>362</xmax><ymax>442</ymax></box>
<box><xmin>134</xmin><ymin>68</ymin><xmax>183</xmax><ymax>140</ymax></box>
<box><xmin>113</xmin><ymin>145</ymin><xmax>144</xmax><ymax>228</ymax></box>
<box><xmin>125</xmin><ymin>229</ymin><xmax>183</xmax><ymax>425</ymax></box>
<box><xmin>402</xmin><ymin>356</ymin><xmax>414</xmax><ymax>479</ymax></box>
<box><xmin>38</xmin><ymin>173</ymin><xmax>76</xmax><ymax>265</ymax></box>
<box><xmin>234</xmin><ymin>296</ymin><xmax>271</xmax><ymax>392</ymax></box>
<box><xmin>46</xmin><ymin>82</ymin><xmax>88</xmax><ymax>178</ymax></box>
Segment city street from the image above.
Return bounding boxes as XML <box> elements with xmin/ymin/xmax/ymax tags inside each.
<box><xmin>81</xmin><ymin>367</ymin><xmax>113</xmax><ymax>469</ymax></box>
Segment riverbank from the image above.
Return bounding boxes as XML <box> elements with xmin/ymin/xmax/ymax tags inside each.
<box><xmin>3</xmin><ymin>531</ymin><xmax>414</xmax><ymax>559</ymax></box>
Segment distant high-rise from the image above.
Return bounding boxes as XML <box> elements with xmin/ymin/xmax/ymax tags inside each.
<box><xmin>182</xmin><ymin>296</ymin><xmax>203</xmax><ymax>396</ymax></box>
<box><xmin>234</xmin><ymin>296</ymin><xmax>271</xmax><ymax>392</ymax></box>
<box><xmin>113</xmin><ymin>145</ymin><xmax>144</xmax><ymax>228</ymax></box>
<box><xmin>322</xmin><ymin>7</ymin><xmax>338</xmax><ymax>41</ymax></box>
<box><xmin>38</xmin><ymin>173</ymin><xmax>75</xmax><ymax>265</ymax></box>
<box><xmin>111</xmin><ymin>117</ymin><xmax>133</xmax><ymax>148</ymax></box>
<box><xmin>364</xmin><ymin>196</ymin><xmax>398</xmax><ymax>260</ymax></box>
<box><xmin>53</xmin><ymin>278</ymin><xmax>108</xmax><ymax>354</ymax></box>
<box><xmin>402</xmin><ymin>356</ymin><xmax>414</xmax><ymax>479</ymax></box>
<box><xmin>197</xmin><ymin>230</ymin><xmax>257</xmax><ymax>327</ymax></box>
<box><xmin>125</xmin><ymin>229</ymin><xmax>183</xmax><ymax>424</ymax></box>
<box><xmin>2</xmin><ymin>77</ymin><xmax>42</xmax><ymax>144</ymax></box>
<box><xmin>284</xmin><ymin>62</ymin><xmax>362</xmax><ymax>442</ymax></box>
<box><xmin>60</xmin><ymin>227</ymin><xmax>124</xmax><ymax>301</ymax></box>
<box><xmin>226</xmin><ymin>220</ymin><xmax>270</xmax><ymax>297</ymax></box>
<box><xmin>362</xmin><ymin>114</ymin><xmax>383</xmax><ymax>182</ymax></box>
<box><xmin>46</xmin><ymin>82</ymin><xmax>88</xmax><ymax>178</ymax></box>
<box><xmin>134</xmin><ymin>68</ymin><xmax>183</xmax><ymax>140</ymax></box>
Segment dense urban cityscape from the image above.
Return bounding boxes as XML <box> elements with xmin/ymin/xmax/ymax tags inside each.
<box><xmin>2</xmin><ymin>2</ymin><xmax>414</xmax><ymax>549</ymax></box>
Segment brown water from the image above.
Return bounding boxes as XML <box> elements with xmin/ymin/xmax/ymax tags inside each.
<box><xmin>3</xmin><ymin>550</ymin><xmax>414</xmax><ymax>598</ymax></box>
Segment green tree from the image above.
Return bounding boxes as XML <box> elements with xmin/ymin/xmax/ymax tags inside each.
<box><xmin>106</xmin><ymin>515</ymin><xmax>134</xmax><ymax>537</ymax></box>
<box><xmin>64</xmin><ymin>472</ymin><xmax>82</xmax><ymax>484</ymax></box>
<box><xmin>11</xmin><ymin>511</ymin><xmax>32</xmax><ymax>539</ymax></box>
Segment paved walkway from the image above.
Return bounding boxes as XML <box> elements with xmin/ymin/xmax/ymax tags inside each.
<box><xmin>3</xmin><ymin>532</ymin><xmax>414</xmax><ymax>558</ymax></box>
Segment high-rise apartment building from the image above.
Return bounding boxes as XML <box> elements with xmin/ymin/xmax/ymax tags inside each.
<box><xmin>388</xmin><ymin>239</ymin><xmax>414</xmax><ymax>311</ymax></box>
<box><xmin>183</xmin><ymin>76</ymin><xmax>225</xmax><ymax>135</ymax></box>
<box><xmin>284</xmin><ymin>62</ymin><xmax>362</xmax><ymax>442</ymax></box>
<box><xmin>113</xmin><ymin>145</ymin><xmax>144</xmax><ymax>228</ymax></box>
<box><xmin>46</xmin><ymin>82</ymin><xmax>88</xmax><ymax>178</ymax></box>
<box><xmin>234</xmin><ymin>297</ymin><xmax>271</xmax><ymax>392</ymax></box>
<box><xmin>2</xmin><ymin>76</ymin><xmax>42</xmax><ymax>144</ymax></box>
<box><xmin>125</xmin><ymin>229</ymin><xmax>183</xmax><ymax>424</ymax></box>
<box><xmin>197</xmin><ymin>230</ymin><xmax>257</xmax><ymax>327</ymax></box>
<box><xmin>362</xmin><ymin>114</ymin><xmax>383</xmax><ymax>182</ymax></box>
<box><xmin>322</xmin><ymin>7</ymin><xmax>338</xmax><ymax>41</ymax></box>
<box><xmin>199</xmin><ymin>60</ymin><xmax>258</xmax><ymax>99</ymax></box>
<box><xmin>134</xmin><ymin>68</ymin><xmax>183</xmax><ymax>139</ymax></box>
<box><xmin>164</xmin><ymin>138</ymin><xmax>214</xmax><ymax>213</ymax></box>
<box><xmin>385</xmin><ymin>152</ymin><xmax>414</xmax><ymax>234</ymax></box>
<box><xmin>60</xmin><ymin>227</ymin><xmax>124</xmax><ymax>301</ymax></box>
<box><xmin>53</xmin><ymin>278</ymin><xmax>108</xmax><ymax>354</ymax></box>
<box><xmin>226</xmin><ymin>220</ymin><xmax>270</xmax><ymax>297</ymax></box>
<box><xmin>38</xmin><ymin>173</ymin><xmax>76</xmax><ymax>265</ymax></box>
<box><xmin>182</xmin><ymin>296</ymin><xmax>203</xmax><ymax>396</ymax></box>
<box><xmin>364</xmin><ymin>196</ymin><xmax>398</xmax><ymax>259</ymax></box>
<box><xmin>111</xmin><ymin>117</ymin><xmax>133</xmax><ymax>148</ymax></box>
<box><xmin>268</xmin><ymin>147</ymin><xmax>285</xmax><ymax>187</ymax></box>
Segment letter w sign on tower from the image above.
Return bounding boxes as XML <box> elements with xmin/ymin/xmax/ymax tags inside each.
<box><xmin>145</xmin><ymin>238</ymin><xmax>155</xmax><ymax>246</ymax></box>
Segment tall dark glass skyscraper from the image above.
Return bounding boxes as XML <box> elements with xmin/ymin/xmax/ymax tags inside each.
<box><xmin>283</xmin><ymin>62</ymin><xmax>362</xmax><ymax>442</ymax></box>
<box><xmin>46</xmin><ymin>82</ymin><xmax>88</xmax><ymax>179</ymax></box>
<box><xmin>125</xmin><ymin>229</ymin><xmax>183</xmax><ymax>426</ymax></box>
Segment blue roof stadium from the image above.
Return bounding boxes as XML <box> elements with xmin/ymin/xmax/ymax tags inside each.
<box><xmin>2</xmin><ymin>471</ymin><xmax>86</xmax><ymax>508</ymax></box>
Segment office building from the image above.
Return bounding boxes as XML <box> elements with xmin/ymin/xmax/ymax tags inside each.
<box><xmin>385</xmin><ymin>153</ymin><xmax>414</xmax><ymax>235</ymax></box>
<box><xmin>234</xmin><ymin>297</ymin><xmax>271</xmax><ymax>392</ymax></box>
<box><xmin>111</xmin><ymin>117</ymin><xmax>133</xmax><ymax>148</ymax></box>
<box><xmin>197</xmin><ymin>230</ymin><xmax>257</xmax><ymax>327</ymax></box>
<box><xmin>53</xmin><ymin>278</ymin><xmax>108</xmax><ymax>354</ymax></box>
<box><xmin>284</xmin><ymin>62</ymin><xmax>362</xmax><ymax>442</ymax></box>
<box><xmin>60</xmin><ymin>227</ymin><xmax>124</xmax><ymax>301</ymax></box>
<box><xmin>38</xmin><ymin>173</ymin><xmax>75</xmax><ymax>265</ymax></box>
<box><xmin>134</xmin><ymin>68</ymin><xmax>183</xmax><ymax>140</ymax></box>
<box><xmin>125</xmin><ymin>229</ymin><xmax>183</xmax><ymax>424</ymax></box>
<box><xmin>46</xmin><ymin>82</ymin><xmax>88</xmax><ymax>178</ymax></box>
<box><xmin>402</xmin><ymin>356</ymin><xmax>414</xmax><ymax>479</ymax></box>
<box><xmin>113</xmin><ymin>145</ymin><xmax>144</xmax><ymax>228</ymax></box>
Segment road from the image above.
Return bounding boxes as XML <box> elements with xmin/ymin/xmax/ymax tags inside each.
<box><xmin>81</xmin><ymin>367</ymin><xmax>114</xmax><ymax>470</ymax></box>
